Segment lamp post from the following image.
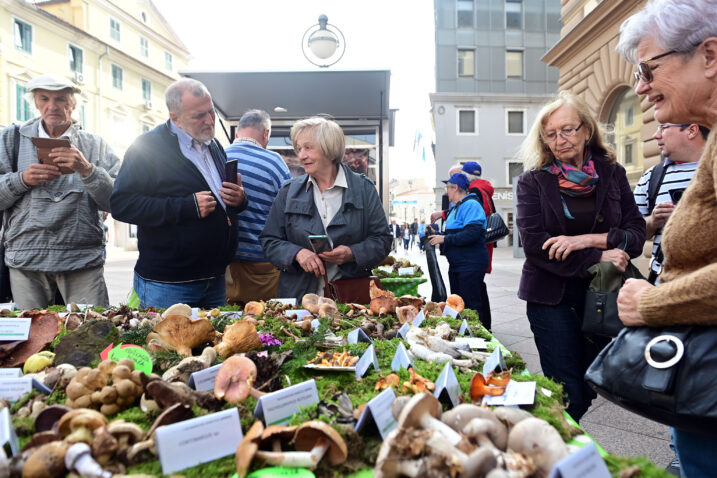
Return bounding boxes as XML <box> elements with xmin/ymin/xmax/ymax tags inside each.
<box><xmin>302</xmin><ymin>14</ymin><xmax>346</xmax><ymax>68</ymax></box>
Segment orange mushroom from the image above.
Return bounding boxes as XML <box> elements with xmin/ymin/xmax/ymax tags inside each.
<box><xmin>214</xmin><ymin>321</ymin><xmax>262</xmax><ymax>358</ymax></box>
<box><xmin>149</xmin><ymin>314</ymin><xmax>217</xmax><ymax>356</ymax></box>
<box><xmin>446</xmin><ymin>294</ymin><xmax>465</xmax><ymax>313</ymax></box>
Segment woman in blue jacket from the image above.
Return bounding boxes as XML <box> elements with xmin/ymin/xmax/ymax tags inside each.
<box><xmin>427</xmin><ymin>173</ymin><xmax>487</xmax><ymax>313</ymax></box>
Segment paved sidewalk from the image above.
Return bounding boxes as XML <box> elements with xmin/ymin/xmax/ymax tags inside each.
<box><xmin>104</xmin><ymin>243</ymin><xmax>673</xmax><ymax>467</ymax></box>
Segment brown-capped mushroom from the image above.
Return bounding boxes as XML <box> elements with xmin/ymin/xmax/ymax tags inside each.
<box><xmin>150</xmin><ymin>314</ymin><xmax>217</xmax><ymax>356</ymax></box>
<box><xmin>255</xmin><ymin>421</ymin><xmax>347</xmax><ymax>469</ymax></box>
<box><xmin>397</xmin><ymin>393</ymin><xmax>461</xmax><ymax>445</ymax></box>
<box><xmin>21</xmin><ymin>431</ymin><xmax>62</xmax><ymax>453</ymax></box>
<box><xmin>370</xmin><ymin>296</ymin><xmax>397</xmax><ymax>316</ymax></box>
<box><xmin>318</xmin><ymin>302</ymin><xmax>339</xmax><ymax>320</ymax></box>
<box><xmin>244</xmin><ymin>301</ymin><xmax>265</xmax><ymax>315</ymax></box>
<box><xmin>235</xmin><ymin>421</ymin><xmax>264</xmax><ymax>478</ymax></box>
<box><xmin>90</xmin><ymin>426</ymin><xmax>118</xmax><ymax>465</ymax></box>
<box><xmin>57</xmin><ymin>409</ymin><xmax>108</xmax><ymax>444</ymax></box>
<box><xmin>446</xmin><ymin>294</ymin><xmax>465</xmax><ymax>313</ymax></box>
<box><xmin>395</xmin><ymin>305</ymin><xmax>418</xmax><ymax>324</ymax></box>
<box><xmin>107</xmin><ymin>421</ymin><xmax>144</xmax><ymax>451</ymax></box>
<box><xmin>423</xmin><ymin>302</ymin><xmax>443</xmax><ymax>317</ymax></box>
<box><xmin>301</xmin><ymin>294</ymin><xmax>320</xmax><ymax>314</ymax></box>
<box><xmin>34</xmin><ymin>405</ymin><xmax>71</xmax><ymax>433</ymax></box>
<box><xmin>507</xmin><ymin>417</ymin><xmax>569</xmax><ymax>478</ymax></box>
<box><xmin>214</xmin><ymin>355</ymin><xmax>265</xmax><ymax>402</ymax></box>
<box><xmin>214</xmin><ymin>321</ymin><xmax>262</xmax><ymax>358</ymax></box>
<box><xmin>259</xmin><ymin>425</ymin><xmax>298</xmax><ymax>452</ymax></box>
<box><xmin>21</xmin><ymin>440</ymin><xmax>69</xmax><ymax>478</ymax></box>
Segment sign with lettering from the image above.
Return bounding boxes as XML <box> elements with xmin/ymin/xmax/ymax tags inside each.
<box><xmin>547</xmin><ymin>443</ymin><xmax>610</xmax><ymax>478</ymax></box>
<box><xmin>0</xmin><ymin>318</ymin><xmax>31</xmax><ymax>341</ymax></box>
<box><xmin>187</xmin><ymin>364</ymin><xmax>222</xmax><ymax>391</ymax></box>
<box><xmin>355</xmin><ymin>387</ymin><xmax>398</xmax><ymax>439</ymax></box>
<box><xmin>254</xmin><ymin>380</ymin><xmax>320</xmax><ymax>426</ymax></box>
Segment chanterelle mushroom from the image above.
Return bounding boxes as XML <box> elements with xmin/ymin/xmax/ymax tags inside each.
<box><xmin>254</xmin><ymin>421</ymin><xmax>347</xmax><ymax>469</ymax></box>
<box><xmin>397</xmin><ymin>393</ymin><xmax>462</xmax><ymax>445</ymax></box>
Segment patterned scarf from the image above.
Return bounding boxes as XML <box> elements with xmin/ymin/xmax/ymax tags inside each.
<box><xmin>542</xmin><ymin>153</ymin><xmax>599</xmax><ymax>219</ymax></box>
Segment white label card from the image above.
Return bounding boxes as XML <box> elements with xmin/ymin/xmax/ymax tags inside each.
<box><xmin>348</xmin><ymin>328</ymin><xmax>373</xmax><ymax>345</ymax></box>
<box><xmin>190</xmin><ymin>307</ymin><xmax>200</xmax><ymax>319</ymax></box>
<box><xmin>285</xmin><ymin>309</ymin><xmax>312</xmax><ymax>320</ymax></box>
<box><xmin>311</xmin><ymin>319</ymin><xmax>320</xmax><ymax>331</ymax></box>
<box><xmin>397</xmin><ymin>322</ymin><xmax>410</xmax><ymax>340</ymax></box>
<box><xmin>481</xmin><ymin>381</ymin><xmax>536</xmax><ymax>406</ymax></box>
<box><xmin>187</xmin><ymin>364</ymin><xmax>222</xmax><ymax>391</ymax></box>
<box><xmin>0</xmin><ymin>378</ymin><xmax>50</xmax><ymax>401</ymax></box>
<box><xmin>398</xmin><ymin>267</ymin><xmax>414</xmax><ymax>276</ymax></box>
<box><xmin>391</xmin><ymin>342</ymin><xmax>413</xmax><ymax>371</ymax></box>
<box><xmin>483</xmin><ymin>347</ymin><xmax>508</xmax><ymax>376</ymax></box>
<box><xmin>455</xmin><ymin>337</ymin><xmax>487</xmax><ymax>350</ymax></box>
<box><xmin>66</xmin><ymin>303</ymin><xmax>92</xmax><ymax>312</ymax></box>
<box><xmin>355</xmin><ymin>344</ymin><xmax>380</xmax><ymax>378</ymax></box>
<box><xmin>433</xmin><ymin>362</ymin><xmax>461</xmax><ymax>407</ymax></box>
<box><xmin>355</xmin><ymin>387</ymin><xmax>398</xmax><ymax>439</ymax></box>
<box><xmin>442</xmin><ymin>305</ymin><xmax>460</xmax><ymax>319</ymax></box>
<box><xmin>0</xmin><ymin>369</ymin><xmax>22</xmax><ymax>378</ymax></box>
<box><xmin>254</xmin><ymin>379</ymin><xmax>319</xmax><ymax>426</ymax></box>
<box><xmin>155</xmin><ymin>408</ymin><xmax>243</xmax><ymax>475</ymax></box>
<box><xmin>0</xmin><ymin>303</ymin><xmax>16</xmax><ymax>311</ymax></box>
<box><xmin>412</xmin><ymin>310</ymin><xmax>425</xmax><ymax>327</ymax></box>
<box><xmin>0</xmin><ymin>408</ymin><xmax>19</xmax><ymax>456</ymax></box>
<box><xmin>548</xmin><ymin>443</ymin><xmax>611</xmax><ymax>478</ymax></box>
<box><xmin>271</xmin><ymin>298</ymin><xmax>297</xmax><ymax>306</ymax></box>
<box><xmin>0</xmin><ymin>319</ymin><xmax>31</xmax><ymax>341</ymax></box>
<box><xmin>458</xmin><ymin>318</ymin><xmax>473</xmax><ymax>336</ymax></box>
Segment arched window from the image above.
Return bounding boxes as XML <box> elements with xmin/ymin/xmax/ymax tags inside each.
<box><xmin>607</xmin><ymin>87</ymin><xmax>643</xmax><ymax>172</ymax></box>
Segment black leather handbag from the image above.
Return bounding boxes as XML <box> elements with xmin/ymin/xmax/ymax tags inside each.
<box><xmin>582</xmin><ymin>261</ymin><xmax>644</xmax><ymax>337</ymax></box>
<box><xmin>485</xmin><ymin>212</ymin><xmax>509</xmax><ymax>244</ymax></box>
<box><xmin>585</xmin><ymin>325</ymin><xmax>717</xmax><ymax>435</ymax></box>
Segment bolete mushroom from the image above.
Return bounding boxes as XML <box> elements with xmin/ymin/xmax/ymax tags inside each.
<box><xmin>21</xmin><ymin>440</ymin><xmax>69</xmax><ymax>478</ymax></box>
<box><xmin>214</xmin><ymin>355</ymin><xmax>265</xmax><ymax>402</ymax></box>
<box><xmin>507</xmin><ymin>417</ymin><xmax>569</xmax><ymax>478</ymax></box>
<box><xmin>57</xmin><ymin>409</ymin><xmax>108</xmax><ymax>445</ymax></box>
<box><xmin>64</xmin><ymin>442</ymin><xmax>112</xmax><ymax>478</ymax></box>
<box><xmin>235</xmin><ymin>421</ymin><xmax>264</xmax><ymax>478</ymax></box>
<box><xmin>214</xmin><ymin>321</ymin><xmax>262</xmax><ymax>358</ymax></box>
<box><xmin>254</xmin><ymin>421</ymin><xmax>347</xmax><ymax>469</ymax></box>
<box><xmin>397</xmin><ymin>393</ymin><xmax>462</xmax><ymax>445</ymax></box>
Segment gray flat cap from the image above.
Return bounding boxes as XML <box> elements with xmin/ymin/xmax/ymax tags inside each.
<box><xmin>27</xmin><ymin>74</ymin><xmax>82</xmax><ymax>94</ymax></box>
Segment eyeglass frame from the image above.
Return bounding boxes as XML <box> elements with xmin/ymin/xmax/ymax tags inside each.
<box><xmin>633</xmin><ymin>50</ymin><xmax>676</xmax><ymax>84</ymax></box>
<box><xmin>541</xmin><ymin>122</ymin><xmax>585</xmax><ymax>144</ymax></box>
<box><xmin>656</xmin><ymin>123</ymin><xmax>690</xmax><ymax>133</ymax></box>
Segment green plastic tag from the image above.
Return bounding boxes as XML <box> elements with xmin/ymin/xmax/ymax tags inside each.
<box><xmin>246</xmin><ymin>467</ymin><xmax>316</xmax><ymax>478</ymax></box>
<box><xmin>108</xmin><ymin>343</ymin><xmax>153</xmax><ymax>375</ymax></box>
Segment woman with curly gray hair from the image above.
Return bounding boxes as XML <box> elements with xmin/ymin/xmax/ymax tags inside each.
<box><xmin>615</xmin><ymin>1</ymin><xmax>717</xmax><ymax>474</ymax></box>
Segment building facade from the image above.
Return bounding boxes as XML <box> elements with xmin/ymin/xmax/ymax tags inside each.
<box><xmin>0</xmin><ymin>0</ymin><xmax>190</xmax><ymax>248</ymax></box>
<box><xmin>542</xmin><ymin>0</ymin><xmax>653</xmax><ymax>184</ymax></box>
<box><xmin>430</xmin><ymin>0</ymin><xmax>561</xmax><ymax>246</ymax></box>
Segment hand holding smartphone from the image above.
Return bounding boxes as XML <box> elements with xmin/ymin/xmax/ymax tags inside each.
<box><xmin>225</xmin><ymin>159</ymin><xmax>238</xmax><ymax>184</ymax></box>
<box><xmin>308</xmin><ymin>235</ymin><xmax>333</xmax><ymax>255</ymax></box>
<box><xmin>31</xmin><ymin>137</ymin><xmax>74</xmax><ymax>174</ymax></box>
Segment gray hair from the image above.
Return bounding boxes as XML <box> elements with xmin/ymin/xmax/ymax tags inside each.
<box><xmin>290</xmin><ymin>116</ymin><xmax>345</xmax><ymax>165</ymax></box>
<box><xmin>616</xmin><ymin>0</ymin><xmax>717</xmax><ymax>64</ymax></box>
<box><xmin>238</xmin><ymin>109</ymin><xmax>271</xmax><ymax>131</ymax></box>
<box><xmin>165</xmin><ymin>78</ymin><xmax>210</xmax><ymax>114</ymax></box>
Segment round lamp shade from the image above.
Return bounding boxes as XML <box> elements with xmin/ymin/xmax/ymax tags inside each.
<box><xmin>308</xmin><ymin>30</ymin><xmax>339</xmax><ymax>59</ymax></box>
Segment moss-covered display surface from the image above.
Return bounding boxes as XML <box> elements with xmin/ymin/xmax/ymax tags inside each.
<box><xmin>0</xmin><ymin>301</ymin><xmax>671</xmax><ymax>478</ymax></box>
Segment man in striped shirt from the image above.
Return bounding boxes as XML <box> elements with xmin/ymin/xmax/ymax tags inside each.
<box><xmin>225</xmin><ymin>110</ymin><xmax>291</xmax><ymax>304</ymax></box>
<box><xmin>633</xmin><ymin>123</ymin><xmax>708</xmax><ymax>283</ymax></box>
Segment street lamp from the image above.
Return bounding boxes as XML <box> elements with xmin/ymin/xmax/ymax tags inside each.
<box><xmin>302</xmin><ymin>14</ymin><xmax>346</xmax><ymax>68</ymax></box>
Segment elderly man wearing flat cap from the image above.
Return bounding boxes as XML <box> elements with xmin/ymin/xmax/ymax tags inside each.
<box><xmin>0</xmin><ymin>74</ymin><xmax>120</xmax><ymax>309</ymax></box>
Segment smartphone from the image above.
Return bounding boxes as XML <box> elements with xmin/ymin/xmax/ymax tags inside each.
<box><xmin>31</xmin><ymin>137</ymin><xmax>74</xmax><ymax>174</ymax></box>
<box><xmin>225</xmin><ymin>159</ymin><xmax>238</xmax><ymax>184</ymax></box>
<box><xmin>669</xmin><ymin>188</ymin><xmax>685</xmax><ymax>204</ymax></box>
<box><xmin>308</xmin><ymin>235</ymin><xmax>333</xmax><ymax>254</ymax></box>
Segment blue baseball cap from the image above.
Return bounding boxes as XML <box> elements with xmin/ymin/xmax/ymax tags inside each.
<box><xmin>442</xmin><ymin>173</ymin><xmax>470</xmax><ymax>191</ymax></box>
<box><xmin>462</xmin><ymin>161</ymin><xmax>482</xmax><ymax>176</ymax></box>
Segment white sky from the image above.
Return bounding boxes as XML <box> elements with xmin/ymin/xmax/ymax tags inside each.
<box><xmin>153</xmin><ymin>0</ymin><xmax>437</xmax><ymax>183</ymax></box>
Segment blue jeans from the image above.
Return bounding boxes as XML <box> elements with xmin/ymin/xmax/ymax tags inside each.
<box><xmin>134</xmin><ymin>273</ymin><xmax>226</xmax><ymax>309</ymax></box>
<box><xmin>526</xmin><ymin>281</ymin><xmax>609</xmax><ymax>422</ymax></box>
<box><xmin>673</xmin><ymin>427</ymin><xmax>717</xmax><ymax>477</ymax></box>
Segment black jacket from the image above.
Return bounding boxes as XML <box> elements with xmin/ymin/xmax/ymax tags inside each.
<box><xmin>110</xmin><ymin>121</ymin><xmax>247</xmax><ymax>282</ymax></box>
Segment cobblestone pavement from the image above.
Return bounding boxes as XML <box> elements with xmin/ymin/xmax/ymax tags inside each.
<box><xmin>104</xmin><ymin>243</ymin><xmax>673</xmax><ymax>467</ymax></box>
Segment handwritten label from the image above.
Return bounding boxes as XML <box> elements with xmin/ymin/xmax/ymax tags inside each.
<box><xmin>412</xmin><ymin>310</ymin><xmax>425</xmax><ymax>327</ymax></box>
<box><xmin>398</xmin><ymin>267</ymin><xmax>414</xmax><ymax>276</ymax></box>
<box><xmin>155</xmin><ymin>408</ymin><xmax>243</xmax><ymax>475</ymax></box>
<box><xmin>271</xmin><ymin>298</ymin><xmax>297</xmax><ymax>306</ymax></box>
<box><xmin>397</xmin><ymin>322</ymin><xmax>410</xmax><ymax>340</ymax></box>
<box><xmin>355</xmin><ymin>344</ymin><xmax>380</xmax><ymax>378</ymax></box>
<box><xmin>391</xmin><ymin>342</ymin><xmax>413</xmax><ymax>371</ymax></box>
<box><xmin>433</xmin><ymin>362</ymin><xmax>461</xmax><ymax>407</ymax></box>
<box><xmin>0</xmin><ymin>318</ymin><xmax>31</xmax><ymax>341</ymax></box>
<box><xmin>547</xmin><ymin>443</ymin><xmax>610</xmax><ymax>478</ymax></box>
<box><xmin>0</xmin><ymin>408</ymin><xmax>19</xmax><ymax>456</ymax></box>
<box><xmin>355</xmin><ymin>387</ymin><xmax>398</xmax><ymax>439</ymax></box>
<box><xmin>0</xmin><ymin>369</ymin><xmax>22</xmax><ymax>378</ymax></box>
<box><xmin>0</xmin><ymin>378</ymin><xmax>50</xmax><ymax>401</ymax></box>
<box><xmin>102</xmin><ymin>344</ymin><xmax>153</xmax><ymax>375</ymax></box>
<box><xmin>285</xmin><ymin>309</ymin><xmax>312</xmax><ymax>320</ymax></box>
<box><xmin>458</xmin><ymin>318</ymin><xmax>473</xmax><ymax>336</ymax></box>
<box><xmin>442</xmin><ymin>305</ymin><xmax>460</xmax><ymax>319</ymax></box>
<box><xmin>455</xmin><ymin>337</ymin><xmax>487</xmax><ymax>350</ymax></box>
<box><xmin>254</xmin><ymin>380</ymin><xmax>319</xmax><ymax>426</ymax></box>
<box><xmin>483</xmin><ymin>347</ymin><xmax>508</xmax><ymax>376</ymax></box>
<box><xmin>187</xmin><ymin>364</ymin><xmax>222</xmax><ymax>391</ymax></box>
<box><xmin>482</xmin><ymin>381</ymin><xmax>536</xmax><ymax>406</ymax></box>
<box><xmin>348</xmin><ymin>328</ymin><xmax>373</xmax><ymax>345</ymax></box>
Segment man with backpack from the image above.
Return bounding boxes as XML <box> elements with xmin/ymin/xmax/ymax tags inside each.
<box><xmin>633</xmin><ymin>123</ymin><xmax>708</xmax><ymax>286</ymax></box>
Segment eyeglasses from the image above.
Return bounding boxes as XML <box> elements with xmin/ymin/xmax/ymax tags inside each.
<box><xmin>656</xmin><ymin>123</ymin><xmax>690</xmax><ymax>133</ymax></box>
<box><xmin>542</xmin><ymin>122</ymin><xmax>584</xmax><ymax>143</ymax></box>
<box><xmin>633</xmin><ymin>50</ymin><xmax>676</xmax><ymax>83</ymax></box>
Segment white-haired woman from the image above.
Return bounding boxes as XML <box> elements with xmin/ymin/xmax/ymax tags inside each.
<box><xmin>261</xmin><ymin>117</ymin><xmax>392</xmax><ymax>301</ymax></box>
<box><xmin>615</xmin><ymin>1</ymin><xmax>717</xmax><ymax>474</ymax></box>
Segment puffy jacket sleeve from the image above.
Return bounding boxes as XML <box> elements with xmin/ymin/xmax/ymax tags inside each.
<box><xmin>516</xmin><ymin>171</ymin><xmax>602</xmax><ymax>279</ymax></box>
<box><xmin>347</xmin><ymin>180</ymin><xmax>393</xmax><ymax>271</ymax></box>
<box><xmin>604</xmin><ymin>164</ymin><xmax>646</xmax><ymax>258</ymax></box>
<box><xmin>110</xmin><ymin>141</ymin><xmax>199</xmax><ymax>227</ymax></box>
<box><xmin>259</xmin><ymin>184</ymin><xmax>303</xmax><ymax>272</ymax></box>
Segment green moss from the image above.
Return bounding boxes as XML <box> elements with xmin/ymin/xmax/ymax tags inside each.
<box><xmin>12</xmin><ymin>416</ymin><xmax>35</xmax><ymax>437</ymax></box>
<box><xmin>111</xmin><ymin>406</ymin><xmax>156</xmax><ymax>431</ymax></box>
<box><xmin>119</xmin><ymin>323</ymin><xmax>154</xmax><ymax>346</ymax></box>
<box><xmin>49</xmin><ymin>323</ymin><xmax>70</xmax><ymax>350</ymax></box>
<box><xmin>150</xmin><ymin>349</ymin><xmax>183</xmax><ymax>375</ymax></box>
<box><xmin>10</xmin><ymin>391</ymin><xmax>37</xmax><ymax>414</ymax></box>
<box><xmin>604</xmin><ymin>455</ymin><xmax>673</xmax><ymax>477</ymax></box>
<box><xmin>504</xmin><ymin>351</ymin><xmax>526</xmax><ymax>373</ymax></box>
<box><xmin>46</xmin><ymin>389</ymin><xmax>67</xmax><ymax>405</ymax></box>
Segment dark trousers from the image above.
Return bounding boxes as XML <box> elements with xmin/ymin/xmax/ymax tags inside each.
<box><xmin>479</xmin><ymin>281</ymin><xmax>491</xmax><ymax>331</ymax></box>
<box><xmin>526</xmin><ymin>281</ymin><xmax>609</xmax><ymax>422</ymax></box>
<box><xmin>448</xmin><ymin>268</ymin><xmax>485</xmax><ymax>313</ymax></box>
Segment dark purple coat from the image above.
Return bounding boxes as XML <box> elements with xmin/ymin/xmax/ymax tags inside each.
<box><xmin>516</xmin><ymin>153</ymin><xmax>646</xmax><ymax>305</ymax></box>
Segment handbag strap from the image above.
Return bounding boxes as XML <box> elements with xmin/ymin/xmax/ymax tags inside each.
<box><xmin>11</xmin><ymin>124</ymin><xmax>20</xmax><ymax>172</ymax></box>
<box><xmin>647</xmin><ymin>242</ymin><xmax>664</xmax><ymax>285</ymax></box>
